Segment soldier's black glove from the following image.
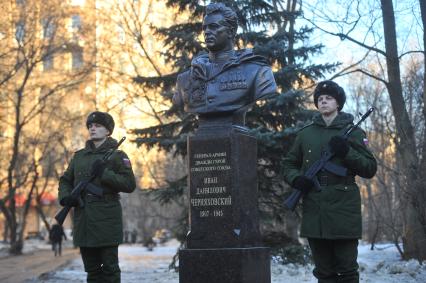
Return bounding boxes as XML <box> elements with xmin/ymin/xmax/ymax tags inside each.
<box><xmin>91</xmin><ymin>159</ymin><xmax>107</xmax><ymax>177</ymax></box>
<box><xmin>293</xmin><ymin>176</ymin><xmax>315</xmax><ymax>194</ymax></box>
<box><xmin>328</xmin><ymin>136</ymin><xmax>350</xmax><ymax>158</ymax></box>
<box><xmin>59</xmin><ymin>196</ymin><xmax>79</xmax><ymax>207</ymax></box>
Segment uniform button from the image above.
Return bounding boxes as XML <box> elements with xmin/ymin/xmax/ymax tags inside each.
<box><xmin>208</xmin><ymin>99</ymin><xmax>213</xmax><ymax>103</ymax></box>
<box><xmin>306</xmin><ymin>160</ymin><xmax>309</xmax><ymax>163</ymax></box>
<box><xmin>344</xmin><ymin>186</ymin><xmax>348</xmax><ymax>190</ymax></box>
<box><xmin>308</xmin><ymin>150</ymin><xmax>311</xmax><ymax>153</ymax></box>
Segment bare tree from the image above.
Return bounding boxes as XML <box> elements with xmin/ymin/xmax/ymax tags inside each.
<box><xmin>0</xmin><ymin>0</ymin><xmax>94</xmax><ymax>254</ymax></box>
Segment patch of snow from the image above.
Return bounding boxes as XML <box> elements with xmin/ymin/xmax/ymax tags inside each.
<box><xmin>0</xmin><ymin>239</ymin><xmax>73</xmax><ymax>258</ymax></box>
<box><xmin>39</xmin><ymin>240</ymin><xmax>426</xmax><ymax>283</ymax></box>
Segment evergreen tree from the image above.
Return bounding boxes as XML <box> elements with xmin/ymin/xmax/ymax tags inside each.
<box><xmin>131</xmin><ymin>0</ymin><xmax>337</xmax><ymax>246</ymax></box>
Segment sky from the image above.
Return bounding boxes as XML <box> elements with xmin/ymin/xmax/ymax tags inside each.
<box><xmin>299</xmin><ymin>0</ymin><xmax>423</xmax><ymax>76</ymax></box>
<box><xmin>297</xmin><ymin>0</ymin><xmax>423</xmax><ymax>112</ymax></box>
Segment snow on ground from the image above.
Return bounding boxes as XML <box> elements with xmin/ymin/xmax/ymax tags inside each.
<box><xmin>272</xmin><ymin>242</ymin><xmax>426</xmax><ymax>283</ymax></box>
<box><xmin>0</xmin><ymin>239</ymin><xmax>53</xmax><ymax>257</ymax></box>
<box><xmin>38</xmin><ymin>239</ymin><xmax>180</xmax><ymax>283</ymax></box>
<box><xmin>36</xmin><ymin>240</ymin><xmax>426</xmax><ymax>283</ymax></box>
<box><xmin>0</xmin><ymin>238</ymin><xmax>75</xmax><ymax>258</ymax></box>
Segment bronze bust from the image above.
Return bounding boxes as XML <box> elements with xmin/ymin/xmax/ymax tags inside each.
<box><xmin>173</xmin><ymin>3</ymin><xmax>277</xmax><ymax>125</ymax></box>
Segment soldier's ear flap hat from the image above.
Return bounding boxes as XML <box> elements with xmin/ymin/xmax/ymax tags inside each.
<box><xmin>314</xmin><ymin>80</ymin><xmax>346</xmax><ymax>111</ymax></box>
<box><xmin>86</xmin><ymin>111</ymin><xmax>115</xmax><ymax>135</ymax></box>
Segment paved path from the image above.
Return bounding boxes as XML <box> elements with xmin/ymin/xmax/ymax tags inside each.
<box><xmin>0</xmin><ymin>248</ymin><xmax>79</xmax><ymax>283</ymax></box>
<box><xmin>41</xmin><ymin>244</ymin><xmax>180</xmax><ymax>283</ymax></box>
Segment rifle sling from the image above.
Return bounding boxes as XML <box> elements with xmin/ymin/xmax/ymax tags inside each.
<box><xmin>323</xmin><ymin>161</ymin><xmax>347</xmax><ymax>177</ymax></box>
<box><xmin>85</xmin><ymin>182</ymin><xmax>104</xmax><ymax>196</ymax></box>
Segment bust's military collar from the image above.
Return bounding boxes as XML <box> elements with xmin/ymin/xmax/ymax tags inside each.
<box><xmin>208</xmin><ymin>49</ymin><xmax>235</xmax><ymax>63</ymax></box>
<box><xmin>190</xmin><ymin>48</ymin><xmax>269</xmax><ymax>82</ymax></box>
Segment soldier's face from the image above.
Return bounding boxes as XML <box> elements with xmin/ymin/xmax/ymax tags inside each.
<box><xmin>318</xmin><ymin>95</ymin><xmax>339</xmax><ymax>115</ymax></box>
<box><xmin>203</xmin><ymin>13</ymin><xmax>233</xmax><ymax>52</ymax></box>
<box><xmin>88</xmin><ymin>123</ymin><xmax>110</xmax><ymax>141</ymax></box>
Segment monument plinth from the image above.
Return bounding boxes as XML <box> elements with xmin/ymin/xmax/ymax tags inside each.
<box><xmin>179</xmin><ymin>120</ymin><xmax>270</xmax><ymax>283</ymax></box>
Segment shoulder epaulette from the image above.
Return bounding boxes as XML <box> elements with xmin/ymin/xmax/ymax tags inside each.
<box><xmin>351</xmin><ymin>124</ymin><xmax>367</xmax><ymax>136</ymax></box>
<box><xmin>74</xmin><ymin>148</ymin><xmax>85</xmax><ymax>154</ymax></box>
<box><xmin>297</xmin><ymin>122</ymin><xmax>314</xmax><ymax>133</ymax></box>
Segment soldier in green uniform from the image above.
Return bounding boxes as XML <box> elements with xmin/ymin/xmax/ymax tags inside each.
<box><xmin>58</xmin><ymin>111</ymin><xmax>136</xmax><ymax>283</ymax></box>
<box><xmin>283</xmin><ymin>81</ymin><xmax>377</xmax><ymax>283</ymax></box>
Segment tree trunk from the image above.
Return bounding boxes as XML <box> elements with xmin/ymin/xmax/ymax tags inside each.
<box><xmin>15</xmin><ymin>168</ymin><xmax>38</xmax><ymax>255</ymax></box>
<box><xmin>3</xmin><ymin>218</ymin><xmax>9</xmax><ymax>242</ymax></box>
<box><xmin>381</xmin><ymin>0</ymin><xmax>426</xmax><ymax>261</ymax></box>
<box><xmin>8</xmin><ymin>220</ymin><xmax>21</xmax><ymax>254</ymax></box>
<box><xmin>36</xmin><ymin>204</ymin><xmax>50</xmax><ymax>233</ymax></box>
<box><xmin>365</xmin><ymin>182</ymin><xmax>377</xmax><ymax>243</ymax></box>
<box><xmin>420</xmin><ymin>0</ymin><xmax>426</xmax><ymax>133</ymax></box>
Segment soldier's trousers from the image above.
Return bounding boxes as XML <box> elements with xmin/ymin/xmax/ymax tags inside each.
<box><xmin>80</xmin><ymin>246</ymin><xmax>120</xmax><ymax>283</ymax></box>
<box><xmin>308</xmin><ymin>238</ymin><xmax>359</xmax><ymax>283</ymax></box>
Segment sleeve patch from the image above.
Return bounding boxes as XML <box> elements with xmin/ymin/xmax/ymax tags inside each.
<box><xmin>122</xmin><ymin>158</ymin><xmax>132</xmax><ymax>168</ymax></box>
<box><xmin>363</xmin><ymin>138</ymin><xmax>369</xmax><ymax>145</ymax></box>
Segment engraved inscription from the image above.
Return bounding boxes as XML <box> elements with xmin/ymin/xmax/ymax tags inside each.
<box><xmin>190</xmin><ymin>148</ymin><xmax>232</xmax><ymax>219</ymax></box>
<box><xmin>190</xmin><ymin>152</ymin><xmax>231</xmax><ymax>172</ymax></box>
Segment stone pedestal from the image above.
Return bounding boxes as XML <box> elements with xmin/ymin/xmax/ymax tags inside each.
<box><xmin>179</xmin><ymin>121</ymin><xmax>270</xmax><ymax>283</ymax></box>
<box><xmin>179</xmin><ymin>247</ymin><xmax>270</xmax><ymax>283</ymax></box>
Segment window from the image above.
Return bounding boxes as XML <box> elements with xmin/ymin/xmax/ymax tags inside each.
<box><xmin>43</xmin><ymin>53</ymin><xmax>53</xmax><ymax>71</ymax></box>
<box><xmin>41</xmin><ymin>18</ymin><xmax>55</xmax><ymax>39</ymax></box>
<box><xmin>71</xmin><ymin>15</ymin><xmax>81</xmax><ymax>31</ymax></box>
<box><xmin>117</xmin><ymin>24</ymin><xmax>125</xmax><ymax>44</ymax></box>
<box><xmin>70</xmin><ymin>0</ymin><xmax>85</xmax><ymax>6</ymax></box>
<box><xmin>118</xmin><ymin>55</ymin><xmax>126</xmax><ymax>73</ymax></box>
<box><xmin>70</xmin><ymin>15</ymin><xmax>82</xmax><ymax>42</ymax></box>
<box><xmin>72</xmin><ymin>51</ymin><xmax>83</xmax><ymax>69</ymax></box>
<box><xmin>15</xmin><ymin>21</ymin><xmax>25</xmax><ymax>43</ymax></box>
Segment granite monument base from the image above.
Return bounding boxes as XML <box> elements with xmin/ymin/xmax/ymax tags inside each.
<box><xmin>179</xmin><ymin>247</ymin><xmax>270</xmax><ymax>283</ymax></box>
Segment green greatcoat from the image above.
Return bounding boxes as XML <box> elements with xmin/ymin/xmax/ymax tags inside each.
<box><xmin>58</xmin><ymin>137</ymin><xmax>136</xmax><ymax>247</ymax></box>
<box><xmin>283</xmin><ymin>112</ymin><xmax>377</xmax><ymax>239</ymax></box>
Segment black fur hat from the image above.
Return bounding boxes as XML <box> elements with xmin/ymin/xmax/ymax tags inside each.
<box><xmin>314</xmin><ymin>80</ymin><xmax>346</xmax><ymax>111</ymax></box>
<box><xmin>86</xmin><ymin>111</ymin><xmax>115</xmax><ymax>135</ymax></box>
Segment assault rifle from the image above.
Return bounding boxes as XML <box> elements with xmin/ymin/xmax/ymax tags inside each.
<box><xmin>284</xmin><ymin>108</ymin><xmax>374</xmax><ymax>211</ymax></box>
<box><xmin>55</xmin><ymin>137</ymin><xmax>126</xmax><ymax>225</ymax></box>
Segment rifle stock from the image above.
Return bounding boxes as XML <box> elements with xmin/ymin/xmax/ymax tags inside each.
<box><xmin>55</xmin><ymin>206</ymin><xmax>71</xmax><ymax>226</ymax></box>
<box><xmin>284</xmin><ymin>108</ymin><xmax>374</xmax><ymax>211</ymax></box>
<box><xmin>54</xmin><ymin>180</ymin><xmax>88</xmax><ymax>225</ymax></box>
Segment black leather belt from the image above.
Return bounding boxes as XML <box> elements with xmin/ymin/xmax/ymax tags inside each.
<box><xmin>86</xmin><ymin>193</ymin><xmax>120</xmax><ymax>201</ymax></box>
<box><xmin>317</xmin><ymin>174</ymin><xmax>355</xmax><ymax>187</ymax></box>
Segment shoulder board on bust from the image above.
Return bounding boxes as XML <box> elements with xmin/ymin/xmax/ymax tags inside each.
<box><xmin>297</xmin><ymin>122</ymin><xmax>314</xmax><ymax>133</ymax></box>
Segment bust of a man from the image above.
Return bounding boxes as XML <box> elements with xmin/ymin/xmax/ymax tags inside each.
<box><xmin>173</xmin><ymin>3</ymin><xmax>277</xmax><ymax>125</ymax></box>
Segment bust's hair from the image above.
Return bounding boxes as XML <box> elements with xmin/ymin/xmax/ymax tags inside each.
<box><xmin>205</xmin><ymin>3</ymin><xmax>238</xmax><ymax>36</ymax></box>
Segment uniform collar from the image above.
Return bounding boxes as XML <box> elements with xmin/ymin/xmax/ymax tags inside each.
<box><xmin>312</xmin><ymin>111</ymin><xmax>354</xmax><ymax>129</ymax></box>
<box><xmin>85</xmin><ymin>137</ymin><xmax>118</xmax><ymax>153</ymax></box>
